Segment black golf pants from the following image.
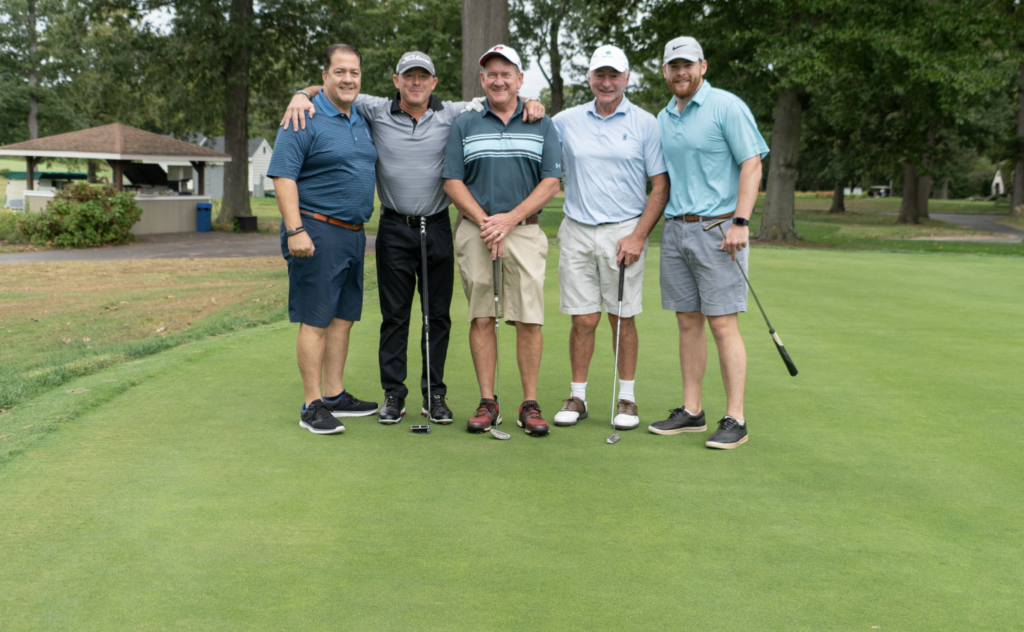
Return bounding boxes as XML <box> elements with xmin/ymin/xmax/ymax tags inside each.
<box><xmin>376</xmin><ymin>209</ymin><xmax>454</xmax><ymax>400</ymax></box>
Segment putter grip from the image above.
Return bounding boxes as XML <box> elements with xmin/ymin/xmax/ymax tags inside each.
<box><xmin>493</xmin><ymin>258</ymin><xmax>499</xmax><ymax>296</ymax></box>
<box><xmin>770</xmin><ymin>330</ymin><xmax>799</xmax><ymax>376</ymax></box>
<box><xmin>618</xmin><ymin>262</ymin><xmax>626</xmax><ymax>301</ymax></box>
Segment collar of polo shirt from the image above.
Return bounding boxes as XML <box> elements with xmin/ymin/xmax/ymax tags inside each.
<box><xmin>314</xmin><ymin>90</ymin><xmax>361</xmax><ymax>121</ymax></box>
<box><xmin>390</xmin><ymin>92</ymin><xmax>444</xmax><ymax>114</ymax></box>
<box><xmin>482</xmin><ymin>96</ymin><xmax>525</xmax><ymax>119</ymax></box>
<box><xmin>587</xmin><ymin>95</ymin><xmax>632</xmax><ymax>119</ymax></box>
<box><xmin>667</xmin><ymin>79</ymin><xmax>712</xmax><ymax>115</ymax></box>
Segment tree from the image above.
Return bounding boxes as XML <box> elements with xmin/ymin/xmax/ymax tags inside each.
<box><xmin>461</xmin><ymin>0</ymin><xmax>508</xmax><ymax>100</ymax></box>
<box><xmin>0</xmin><ymin>0</ymin><xmax>62</xmax><ymax>142</ymax></box>
<box><xmin>510</xmin><ymin>0</ymin><xmax>582</xmax><ymax>116</ymax></box>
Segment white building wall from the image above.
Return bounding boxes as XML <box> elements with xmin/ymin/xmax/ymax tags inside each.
<box><xmin>249</xmin><ymin>139</ymin><xmax>273</xmax><ymax>194</ymax></box>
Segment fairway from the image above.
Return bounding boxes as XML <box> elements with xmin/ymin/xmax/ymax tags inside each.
<box><xmin>1</xmin><ymin>247</ymin><xmax>1023</xmax><ymax>630</ymax></box>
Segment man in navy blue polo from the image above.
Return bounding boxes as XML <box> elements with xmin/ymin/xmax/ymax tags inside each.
<box><xmin>267</xmin><ymin>43</ymin><xmax>380</xmax><ymax>435</ymax></box>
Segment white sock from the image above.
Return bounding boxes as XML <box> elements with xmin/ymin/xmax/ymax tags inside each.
<box><xmin>684</xmin><ymin>408</ymin><xmax>701</xmax><ymax>417</ymax></box>
<box><xmin>728</xmin><ymin>416</ymin><xmax>746</xmax><ymax>426</ymax></box>
<box><xmin>618</xmin><ymin>379</ymin><xmax>635</xmax><ymax>403</ymax></box>
<box><xmin>570</xmin><ymin>382</ymin><xmax>587</xmax><ymax>402</ymax></box>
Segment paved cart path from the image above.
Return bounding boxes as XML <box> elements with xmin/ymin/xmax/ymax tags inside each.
<box><xmin>0</xmin><ymin>231</ymin><xmax>377</xmax><ymax>264</ymax></box>
<box><xmin>927</xmin><ymin>213</ymin><xmax>1024</xmax><ymax>242</ymax></box>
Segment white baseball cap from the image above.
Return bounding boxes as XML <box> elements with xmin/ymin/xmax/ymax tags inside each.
<box><xmin>589</xmin><ymin>45</ymin><xmax>629</xmax><ymax>73</ymax></box>
<box><xmin>663</xmin><ymin>36</ymin><xmax>704</xmax><ymax>64</ymax></box>
<box><xmin>478</xmin><ymin>45</ymin><xmax>523</xmax><ymax>72</ymax></box>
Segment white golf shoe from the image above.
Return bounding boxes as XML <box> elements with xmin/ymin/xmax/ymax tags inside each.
<box><xmin>612</xmin><ymin>399</ymin><xmax>639</xmax><ymax>430</ymax></box>
<box><xmin>553</xmin><ymin>396</ymin><xmax>588</xmax><ymax>426</ymax></box>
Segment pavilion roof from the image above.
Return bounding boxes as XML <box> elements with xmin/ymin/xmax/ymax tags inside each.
<box><xmin>0</xmin><ymin>123</ymin><xmax>232</xmax><ymax>163</ymax></box>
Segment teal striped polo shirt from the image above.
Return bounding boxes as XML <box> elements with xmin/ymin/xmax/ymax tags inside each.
<box><xmin>442</xmin><ymin>98</ymin><xmax>561</xmax><ymax>215</ymax></box>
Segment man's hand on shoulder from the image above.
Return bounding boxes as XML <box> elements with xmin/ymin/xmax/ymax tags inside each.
<box><xmin>522</xmin><ymin>98</ymin><xmax>545</xmax><ymax>123</ymax></box>
<box><xmin>719</xmin><ymin>224</ymin><xmax>749</xmax><ymax>261</ymax></box>
<box><xmin>281</xmin><ymin>89</ymin><xmax>319</xmax><ymax>131</ymax></box>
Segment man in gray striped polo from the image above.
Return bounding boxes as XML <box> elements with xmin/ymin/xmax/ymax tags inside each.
<box><xmin>282</xmin><ymin>52</ymin><xmax>544</xmax><ymax>426</ymax></box>
<box><xmin>443</xmin><ymin>45</ymin><xmax>562</xmax><ymax>437</ymax></box>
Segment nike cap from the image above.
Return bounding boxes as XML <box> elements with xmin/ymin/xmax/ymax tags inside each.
<box><xmin>589</xmin><ymin>45</ymin><xmax>629</xmax><ymax>73</ymax></box>
<box><xmin>479</xmin><ymin>45</ymin><xmax>523</xmax><ymax>72</ymax></box>
<box><xmin>396</xmin><ymin>51</ymin><xmax>435</xmax><ymax>75</ymax></box>
<box><xmin>663</xmin><ymin>36</ymin><xmax>704</xmax><ymax>64</ymax></box>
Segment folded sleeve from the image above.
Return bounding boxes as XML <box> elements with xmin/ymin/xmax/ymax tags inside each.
<box><xmin>442</xmin><ymin>118</ymin><xmax>467</xmax><ymax>181</ymax></box>
<box><xmin>723</xmin><ymin>100</ymin><xmax>769</xmax><ymax>165</ymax></box>
<box><xmin>642</xmin><ymin>115</ymin><xmax>667</xmax><ymax>177</ymax></box>
<box><xmin>267</xmin><ymin>124</ymin><xmax>313</xmax><ymax>181</ymax></box>
<box><xmin>539</xmin><ymin>118</ymin><xmax>563</xmax><ymax>180</ymax></box>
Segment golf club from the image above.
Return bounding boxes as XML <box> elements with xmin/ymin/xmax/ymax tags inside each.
<box><xmin>607</xmin><ymin>261</ymin><xmax>626</xmax><ymax>444</ymax></box>
<box><xmin>490</xmin><ymin>256</ymin><xmax>510</xmax><ymax>440</ymax></box>
<box><xmin>704</xmin><ymin>218</ymin><xmax>799</xmax><ymax>376</ymax></box>
<box><xmin>411</xmin><ymin>218</ymin><xmax>432</xmax><ymax>435</ymax></box>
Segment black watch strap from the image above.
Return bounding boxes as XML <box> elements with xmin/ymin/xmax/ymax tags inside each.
<box><xmin>732</xmin><ymin>217</ymin><xmax>749</xmax><ymax>227</ymax></box>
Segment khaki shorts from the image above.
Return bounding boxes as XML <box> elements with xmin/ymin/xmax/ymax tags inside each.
<box><xmin>454</xmin><ymin>214</ymin><xmax>548</xmax><ymax>325</ymax></box>
<box><xmin>557</xmin><ymin>216</ymin><xmax>647</xmax><ymax>318</ymax></box>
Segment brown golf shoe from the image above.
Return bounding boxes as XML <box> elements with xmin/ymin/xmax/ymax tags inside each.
<box><xmin>517</xmin><ymin>400</ymin><xmax>550</xmax><ymax>436</ymax></box>
<box><xmin>467</xmin><ymin>398</ymin><xmax>500</xmax><ymax>432</ymax></box>
<box><xmin>553</xmin><ymin>396</ymin><xmax>588</xmax><ymax>426</ymax></box>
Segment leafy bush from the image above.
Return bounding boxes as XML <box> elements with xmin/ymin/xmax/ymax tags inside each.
<box><xmin>17</xmin><ymin>183</ymin><xmax>142</xmax><ymax>248</ymax></box>
<box><xmin>0</xmin><ymin>209</ymin><xmax>25</xmax><ymax>243</ymax></box>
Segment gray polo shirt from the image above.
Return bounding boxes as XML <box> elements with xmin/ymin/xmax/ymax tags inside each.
<box><xmin>354</xmin><ymin>92</ymin><xmax>467</xmax><ymax>217</ymax></box>
<box><xmin>442</xmin><ymin>99</ymin><xmax>561</xmax><ymax>215</ymax></box>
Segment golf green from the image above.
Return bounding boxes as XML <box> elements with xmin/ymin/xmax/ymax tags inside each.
<box><xmin>1</xmin><ymin>247</ymin><xmax>1022</xmax><ymax>630</ymax></box>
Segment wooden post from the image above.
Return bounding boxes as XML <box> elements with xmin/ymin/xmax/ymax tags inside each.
<box><xmin>26</xmin><ymin>157</ymin><xmax>36</xmax><ymax>190</ymax></box>
<box><xmin>190</xmin><ymin>161</ymin><xmax>206</xmax><ymax>195</ymax></box>
<box><xmin>107</xmin><ymin>159</ymin><xmax>125</xmax><ymax>191</ymax></box>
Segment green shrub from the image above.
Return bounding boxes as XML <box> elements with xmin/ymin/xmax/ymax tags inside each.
<box><xmin>16</xmin><ymin>183</ymin><xmax>142</xmax><ymax>248</ymax></box>
<box><xmin>0</xmin><ymin>209</ymin><xmax>25</xmax><ymax>242</ymax></box>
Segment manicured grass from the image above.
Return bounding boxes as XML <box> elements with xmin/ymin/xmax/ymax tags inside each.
<box><xmin>1</xmin><ymin>247</ymin><xmax>1022</xmax><ymax>629</ymax></box>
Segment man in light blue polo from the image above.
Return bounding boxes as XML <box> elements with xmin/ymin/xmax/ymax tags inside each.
<box><xmin>549</xmin><ymin>45</ymin><xmax>669</xmax><ymax>431</ymax></box>
<box><xmin>648</xmin><ymin>36</ymin><xmax>769</xmax><ymax>450</ymax></box>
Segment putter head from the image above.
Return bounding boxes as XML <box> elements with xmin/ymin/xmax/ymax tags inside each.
<box><xmin>607</xmin><ymin>433</ymin><xmax>621</xmax><ymax>444</ymax></box>
<box><xmin>490</xmin><ymin>428</ymin><xmax>511</xmax><ymax>440</ymax></box>
<box><xmin>702</xmin><ymin>218</ymin><xmax>729</xmax><ymax>232</ymax></box>
<box><xmin>411</xmin><ymin>424</ymin><xmax>431</xmax><ymax>435</ymax></box>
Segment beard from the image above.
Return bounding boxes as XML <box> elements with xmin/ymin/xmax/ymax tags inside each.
<box><xmin>674</xmin><ymin>74</ymin><xmax>703</xmax><ymax>100</ymax></box>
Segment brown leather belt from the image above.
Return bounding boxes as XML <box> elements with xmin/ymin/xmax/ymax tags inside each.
<box><xmin>518</xmin><ymin>215</ymin><xmax>540</xmax><ymax>226</ymax></box>
<box><xmin>676</xmin><ymin>212</ymin><xmax>734</xmax><ymax>223</ymax></box>
<box><xmin>300</xmin><ymin>210</ymin><xmax>363</xmax><ymax>231</ymax></box>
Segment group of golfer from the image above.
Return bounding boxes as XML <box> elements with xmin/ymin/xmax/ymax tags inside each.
<box><xmin>268</xmin><ymin>35</ymin><xmax>768</xmax><ymax>450</ymax></box>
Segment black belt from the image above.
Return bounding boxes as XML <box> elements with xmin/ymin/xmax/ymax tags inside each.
<box><xmin>382</xmin><ymin>206</ymin><xmax>447</xmax><ymax>228</ymax></box>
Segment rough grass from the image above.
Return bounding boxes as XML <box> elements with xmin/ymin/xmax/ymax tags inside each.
<box><xmin>0</xmin><ymin>247</ymin><xmax>1022</xmax><ymax>630</ymax></box>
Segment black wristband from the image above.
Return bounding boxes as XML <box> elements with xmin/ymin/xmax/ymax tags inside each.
<box><xmin>732</xmin><ymin>217</ymin><xmax>750</xmax><ymax>227</ymax></box>
<box><xmin>285</xmin><ymin>226</ymin><xmax>306</xmax><ymax>237</ymax></box>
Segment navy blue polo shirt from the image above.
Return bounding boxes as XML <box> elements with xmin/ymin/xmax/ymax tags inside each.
<box><xmin>267</xmin><ymin>91</ymin><xmax>377</xmax><ymax>223</ymax></box>
<box><xmin>442</xmin><ymin>98</ymin><xmax>561</xmax><ymax>215</ymax></box>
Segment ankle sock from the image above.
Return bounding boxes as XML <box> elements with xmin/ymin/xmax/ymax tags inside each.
<box><xmin>618</xmin><ymin>379</ymin><xmax>635</xmax><ymax>403</ymax></box>
<box><xmin>726</xmin><ymin>415</ymin><xmax>746</xmax><ymax>426</ymax></box>
<box><xmin>684</xmin><ymin>408</ymin><xmax>701</xmax><ymax>417</ymax></box>
<box><xmin>570</xmin><ymin>382</ymin><xmax>587</xmax><ymax>402</ymax></box>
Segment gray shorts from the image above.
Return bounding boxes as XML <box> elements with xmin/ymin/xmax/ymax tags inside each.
<box><xmin>660</xmin><ymin>218</ymin><xmax>748</xmax><ymax>316</ymax></box>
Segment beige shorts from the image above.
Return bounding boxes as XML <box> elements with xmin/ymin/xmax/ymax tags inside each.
<box><xmin>454</xmin><ymin>214</ymin><xmax>548</xmax><ymax>325</ymax></box>
<box><xmin>557</xmin><ymin>215</ymin><xmax>647</xmax><ymax>318</ymax></box>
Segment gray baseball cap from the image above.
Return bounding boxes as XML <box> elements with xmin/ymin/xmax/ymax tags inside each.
<box><xmin>396</xmin><ymin>51</ymin><xmax>436</xmax><ymax>75</ymax></box>
<box><xmin>663</xmin><ymin>36</ymin><xmax>704</xmax><ymax>64</ymax></box>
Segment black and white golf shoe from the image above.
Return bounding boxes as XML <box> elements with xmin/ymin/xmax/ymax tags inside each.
<box><xmin>300</xmin><ymin>400</ymin><xmax>345</xmax><ymax>435</ymax></box>
<box><xmin>378</xmin><ymin>395</ymin><xmax>405</xmax><ymax>425</ymax></box>
<box><xmin>422</xmin><ymin>394</ymin><xmax>453</xmax><ymax>424</ymax></box>
<box><xmin>648</xmin><ymin>407</ymin><xmax>706</xmax><ymax>435</ymax></box>
<box><xmin>324</xmin><ymin>391</ymin><xmax>379</xmax><ymax>418</ymax></box>
<box><xmin>705</xmin><ymin>416</ymin><xmax>748</xmax><ymax>449</ymax></box>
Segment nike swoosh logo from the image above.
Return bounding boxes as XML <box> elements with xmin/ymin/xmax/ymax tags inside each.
<box><xmin>672</xmin><ymin>44</ymin><xmax>686</xmax><ymax>50</ymax></box>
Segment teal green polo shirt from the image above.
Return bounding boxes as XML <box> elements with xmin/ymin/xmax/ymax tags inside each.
<box><xmin>442</xmin><ymin>98</ymin><xmax>562</xmax><ymax>215</ymax></box>
<box><xmin>657</xmin><ymin>81</ymin><xmax>769</xmax><ymax>219</ymax></box>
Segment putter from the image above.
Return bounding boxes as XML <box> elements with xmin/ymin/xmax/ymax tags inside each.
<box><xmin>704</xmin><ymin>218</ymin><xmax>799</xmax><ymax>376</ymax></box>
<box><xmin>411</xmin><ymin>218</ymin><xmax>432</xmax><ymax>435</ymax></box>
<box><xmin>607</xmin><ymin>261</ymin><xmax>626</xmax><ymax>444</ymax></box>
<box><xmin>490</xmin><ymin>256</ymin><xmax>510</xmax><ymax>440</ymax></box>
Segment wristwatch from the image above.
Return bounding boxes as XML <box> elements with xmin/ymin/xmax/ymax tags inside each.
<box><xmin>295</xmin><ymin>90</ymin><xmax>312</xmax><ymax>100</ymax></box>
<box><xmin>732</xmin><ymin>217</ymin><xmax>750</xmax><ymax>227</ymax></box>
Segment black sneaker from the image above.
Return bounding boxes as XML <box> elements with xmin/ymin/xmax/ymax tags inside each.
<box><xmin>706</xmin><ymin>416</ymin><xmax>748</xmax><ymax>449</ymax></box>
<box><xmin>422</xmin><ymin>394</ymin><xmax>453</xmax><ymax>424</ymax></box>
<box><xmin>648</xmin><ymin>407</ymin><xmax>707</xmax><ymax>435</ymax></box>
<box><xmin>324</xmin><ymin>391</ymin><xmax>379</xmax><ymax>418</ymax></box>
<box><xmin>300</xmin><ymin>400</ymin><xmax>345</xmax><ymax>435</ymax></box>
<box><xmin>378</xmin><ymin>395</ymin><xmax>405</xmax><ymax>425</ymax></box>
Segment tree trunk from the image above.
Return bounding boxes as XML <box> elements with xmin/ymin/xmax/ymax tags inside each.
<box><xmin>829</xmin><ymin>180</ymin><xmax>845</xmax><ymax>213</ymax></box>
<box><xmin>916</xmin><ymin>174</ymin><xmax>931</xmax><ymax>219</ymax></box>
<box><xmin>87</xmin><ymin>160</ymin><xmax>97</xmax><ymax>183</ymax></box>
<box><xmin>1012</xmin><ymin>60</ymin><xmax>1024</xmax><ymax>216</ymax></box>
<box><xmin>897</xmin><ymin>161</ymin><xmax>919</xmax><ymax>224</ymax></box>
<box><xmin>935</xmin><ymin>177</ymin><xmax>948</xmax><ymax>200</ymax></box>
<box><xmin>548</xmin><ymin>9</ymin><xmax>565</xmax><ymax>115</ymax></box>
<box><xmin>218</xmin><ymin>0</ymin><xmax>253</xmax><ymax>224</ymax></box>
<box><xmin>27</xmin><ymin>0</ymin><xmax>38</xmax><ymax>140</ymax></box>
<box><xmin>461</xmin><ymin>0</ymin><xmax>509</xmax><ymax>100</ymax></box>
<box><xmin>755</xmin><ymin>88</ymin><xmax>801</xmax><ymax>242</ymax></box>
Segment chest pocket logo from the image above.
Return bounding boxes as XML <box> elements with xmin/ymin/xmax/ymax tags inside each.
<box><xmin>622</xmin><ymin>134</ymin><xmax>628</xmax><ymax>141</ymax></box>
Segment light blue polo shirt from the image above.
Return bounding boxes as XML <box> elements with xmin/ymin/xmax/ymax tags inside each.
<box><xmin>657</xmin><ymin>81</ymin><xmax>768</xmax><ymax>219</ymax></box>
<box><xmin>267</xmin><ymin>91</ymin><xmax>377</xmax><ymax>223</ymax></box>
<box><xmin>553</xmin><ymin>96</ymin><xmax>666</xmax><ymax>225</ymax></box>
